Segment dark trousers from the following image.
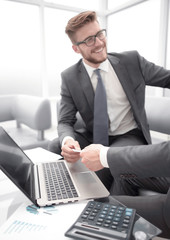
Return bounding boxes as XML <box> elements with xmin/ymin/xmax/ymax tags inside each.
<box><xmin>48</xmin><ymin>128</ymin><xmax>145</xmax><ymax>156</ymax></box>
<box><xmin>112</xmin><ymin>189</ymin><xmax>170</xmax><ymax>238</ymax></box>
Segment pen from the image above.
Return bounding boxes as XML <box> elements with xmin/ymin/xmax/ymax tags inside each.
<box><xmin>27</xmin><ymin>205</ymin><xmax>52</xmax><ymax>215</ymax></box>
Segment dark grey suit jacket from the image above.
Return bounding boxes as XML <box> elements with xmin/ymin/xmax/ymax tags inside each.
<box><xmin>58</xmin><ymin>51</ymin><xmax>170</xmax><ymax>145</ymax></box>
<box><xmin>107</xmin><ymin>141</ymin><xmax>170</xmax><ymax>179</ymax></box>
<box><xmin>108</xmin><ymin>141</ymin><xmax>170</xmax><ymax>233</ymax></box>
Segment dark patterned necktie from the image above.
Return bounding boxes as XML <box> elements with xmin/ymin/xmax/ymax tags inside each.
<box><xmin>93</xmin><ymin>69</ymin><xmax>108</xmax><ymax>146</ymax></box>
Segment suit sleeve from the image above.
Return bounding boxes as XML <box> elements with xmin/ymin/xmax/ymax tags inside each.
<box><xmin>107</xmin><ymin>141</ymin><xmax>170</xmax><ymax>179</ymax></box>
<box><xmin>137</xmin><ymin>51</ymin><xmax>170</xmax><ymax>88</ymax></box>
<box><xmin>57</xmin><ymin>70</ymin><xmax>78</xmax><ymax>144</ymax></box>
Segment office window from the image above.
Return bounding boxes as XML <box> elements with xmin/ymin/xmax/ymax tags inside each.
<box><xmin>44</xmin><ymin>8</ymin><xmax>104</xmax><ymax>97</ymax></box>
<box><xmin>45</xmin><ymin>0</ymin><xmax>100</xmax><ymax>11</ymax></box>
<box><xmin>0</xmin><ymin>1</ymin><xmax>41</xmax><ymax>95</ymax></box>
<box><xmin>107</xmin><ymin>0</ymin><xmax>131</xmax><ymax>9</ymax></box>
<box><xmin>164</xmin><ymin>2</ymin><xmax>170</xmax><ymax>97</ymax></box>
<box><xmin>107</xmin><ymin>0</ymin><xmax>161</xmax><ymax>65</ymax></box>
<box><xmin>166</xmin><ymin>2</ymin><xmax>170</xmax><ymax>70</ymax></box>
<box><xmin>44</xmin><ymin>8</ymin><xmax>80</xmax><ymax>96</ymax></box>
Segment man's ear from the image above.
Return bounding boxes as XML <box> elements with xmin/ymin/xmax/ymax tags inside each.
<box><xmin>72</xmin><ymin>44</ymin><xmax>80</xmax><ymax>54</ymax></box>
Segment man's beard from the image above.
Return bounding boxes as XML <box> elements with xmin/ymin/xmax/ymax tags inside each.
<box><xmin>80</xmin><ymin>44</ymin><xmax>107</xmax><ymax>65</ymax></box>
<box><xmin>85</xmin><ymin>54</ymin><xmax>107</xmax><ymax>64</ymax></box>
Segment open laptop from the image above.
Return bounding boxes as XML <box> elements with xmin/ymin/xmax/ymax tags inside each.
<box><xmin>0</xmin><ymin>126</ymin><xmax>109</xmax><ymax>206</ymax></box>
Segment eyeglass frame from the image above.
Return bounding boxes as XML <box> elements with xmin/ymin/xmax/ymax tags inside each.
<box><xmin>75</xmin><ymin>29</ymin><xmax>106</xmax><ymax>47</ymax></box>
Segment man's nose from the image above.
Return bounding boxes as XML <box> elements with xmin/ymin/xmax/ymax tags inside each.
<box><xmin>94</xmin><ymin>36</ymin><xmax>104</xmax><ymax>46</ymax></box>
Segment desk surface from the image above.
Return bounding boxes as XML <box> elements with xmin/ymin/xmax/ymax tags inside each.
<box><xmin>0</xmin><ymin>148</ymin><xmax>161</xmax><ymax>240</ymax></box>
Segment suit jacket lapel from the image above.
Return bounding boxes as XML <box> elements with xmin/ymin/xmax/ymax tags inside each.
<box><xmin>78</xmin><ymin>62</ymin><xmax>94</xmax><ymax>112</ymax></box>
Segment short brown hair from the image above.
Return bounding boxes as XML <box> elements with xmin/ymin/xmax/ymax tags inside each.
<box><xmin>65</xmin><ymin>11</ymin><xmax>97</xmax><ymax>43</ymax></box>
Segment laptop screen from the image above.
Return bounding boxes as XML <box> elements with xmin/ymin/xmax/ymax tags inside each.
<box><xmin>0</xmin><ymin>127</ymin><xmax>35</xmax><ymax>204</ymax></box>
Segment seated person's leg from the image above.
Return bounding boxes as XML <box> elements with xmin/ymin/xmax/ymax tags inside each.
<box><xmin>48</xmin><ymin>137</ymin><xmax>61</xmax><ymax>154</ymax></box>
<box><xmin>112</xmin><ymin>191</ymin><xmax>170</xmax><ymax>239</ymax></box>
<box><xmin>110</xmin><ymin>178</ymin><xmax>139</xmax><ymax>196</ymax></box>
<box><xmin>95</xmin><ymin>168</ymin><xmax>114</xmax><ymax>191</ymax></box>
<box><xmin>125</xmin><ymin>176</ymin><xmax>170</xmax><ymax>194</ymax></box>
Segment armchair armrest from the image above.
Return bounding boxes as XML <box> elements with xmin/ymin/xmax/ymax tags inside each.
<box><xmin>12</xmin><ymin>95</ymin><xmax>51</xmax><ymax>131</ymax></box>
<box><xmin>145</xmin><ymin>96</ymin><xmax>170</xmax><ymax>134</ymax></box>
<box><xmin>0</xmin><ymin>95</ymin><xmax>15</xmax><ymax>122</ymax></box>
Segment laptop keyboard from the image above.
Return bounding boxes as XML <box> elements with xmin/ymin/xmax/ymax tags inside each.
<box><xmin>42</xmin><ymin>161</ymin><xmax>79</xmax><ymax>201</ymax></box>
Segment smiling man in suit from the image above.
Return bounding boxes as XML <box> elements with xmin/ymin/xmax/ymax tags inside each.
<box><xmin>48</xmin><ymin>11</ymin><xmax>170</xmax><ymax>196</ymax></box>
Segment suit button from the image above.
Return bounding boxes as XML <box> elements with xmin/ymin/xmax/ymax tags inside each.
<box><xmin>120</xmin><ymin>174</ymin><xmax>125</xmax><ymax>178</ymax></box>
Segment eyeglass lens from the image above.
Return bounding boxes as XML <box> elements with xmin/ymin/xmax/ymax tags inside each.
<box><xmin>86</xmin><ymin>30</ymin><xmax>106</xmax><ymax>46</ymax></box>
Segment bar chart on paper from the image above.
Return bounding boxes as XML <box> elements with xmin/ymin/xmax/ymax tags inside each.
<box><xmin>0</xmin><ymin>200</ymin><xmax>87</xmax><ymax>240</ymax></box>
<box><xmin>3</xmin><ymin>219</ymin><xmax>47</xmax><ymax>234</ymax></box>
<box><xmin>0</xmin><ymin>203</ymin><xmax>55</xmax><ymax>240</ymax></box>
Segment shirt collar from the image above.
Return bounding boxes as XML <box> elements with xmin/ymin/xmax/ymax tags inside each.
<box><xmin>83</xmin><ymin>59</ymin><xmax>109</xmax><ymax>78</ymax></box>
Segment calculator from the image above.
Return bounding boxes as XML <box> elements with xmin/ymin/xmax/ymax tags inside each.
<box><xmin>65</xmin><ymin>200</ymin><xmax>136</xmax><ymax>240</ymax></box>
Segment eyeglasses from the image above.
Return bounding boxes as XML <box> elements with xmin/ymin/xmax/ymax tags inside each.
<box><xmin>75</xmin><ymin>29</ymin><xmax>106</xmax><ymax>47</ymax></box>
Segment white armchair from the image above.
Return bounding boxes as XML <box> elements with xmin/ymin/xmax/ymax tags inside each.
<box><xmin>0</xmin><ymin>95</ymin><xmax>52</xmax><ymax>150</ymax></box>
<box><xmin>145</xmin><ymin>96</ymin><xmax>170</xmax><ymax>143</ymax></box>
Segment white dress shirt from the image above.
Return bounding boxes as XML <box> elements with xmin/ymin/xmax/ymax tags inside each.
<box><xmin>84</xmin><ymin>59</ymin><xmax>137</xmax><ymax>136</ymax></box>
<box><xmin>100</xmin><ymin>146</ymin><xmax>109</xmax><ymax>168</ymax></box>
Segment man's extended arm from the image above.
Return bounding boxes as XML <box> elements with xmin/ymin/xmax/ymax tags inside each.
<box><xmin>81</xmin><ymin>141</ymin><xmax>170</xmax><ymax>178</ymax></box>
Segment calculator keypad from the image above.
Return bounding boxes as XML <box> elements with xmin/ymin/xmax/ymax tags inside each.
<box><xmin>80</xmin><ymin>201</ymin><xmax>134</xmax><ymax>234</ymax></box>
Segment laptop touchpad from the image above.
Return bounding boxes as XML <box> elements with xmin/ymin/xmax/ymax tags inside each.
<box><xmin>74</xmin><ymin>172</ymin><xmax>97</xmax><ymax>185</ymax></box>
<box><xmin>73</xmin><ymin>172</ymin><xmax>104</xmax><ymax>198</ymax></box>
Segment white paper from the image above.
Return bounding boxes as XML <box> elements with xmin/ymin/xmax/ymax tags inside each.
<box><xmin>0</xmin><ymin>199</ymin><xmax>14</xmax><ymax>227</ymax></box>
<box><xmin>0</xmin><ymin>200</ymin><xmax>87</xmax><ymax>240</ymax></box>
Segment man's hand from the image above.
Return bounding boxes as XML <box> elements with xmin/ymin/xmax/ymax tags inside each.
<box><xmin>80</xmin><ymin>144</ymin><xmax>104</xmax><ymax>171</ymax></box>
<box><xmin>61</xmin><ymin>139</ymin><xmax>81</xmax><ymax>163</ymax></box>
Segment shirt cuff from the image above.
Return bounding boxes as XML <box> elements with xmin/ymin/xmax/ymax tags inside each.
<box><xmin>62</xmin><ymin>136</ymin><xmax>74</xmax><ymax>147</ymax></box>
<box><xmin>100</xmin><ymin>146</ymin><xmax>109</xmax><ymax>168</ymax></box>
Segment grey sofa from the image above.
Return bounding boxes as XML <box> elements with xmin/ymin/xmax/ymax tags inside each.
<box><xmin>0</xmin><ymin>95</ymin><xmax>52</xmax><ymax>150</ymax></box>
